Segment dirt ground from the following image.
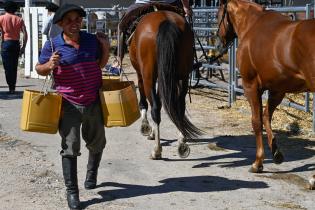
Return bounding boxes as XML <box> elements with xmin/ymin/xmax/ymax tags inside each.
<box><xmin>0</xmin><ymin>57</ymin><xmax>315</xmax><ymax>210</ymax></box>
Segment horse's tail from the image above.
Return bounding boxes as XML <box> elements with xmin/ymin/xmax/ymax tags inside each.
<box><xmin>157</xmin><ymin>20</ymin><xmax>203</xmax><ymax>139</ymax></box>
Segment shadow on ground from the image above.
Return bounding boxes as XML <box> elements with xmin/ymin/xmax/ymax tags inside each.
<box><xmin>158</xmin><ymin>133</ymin><xmax>315</xmax><ymax>174</ymax></box>
<box><xmin>0</xmin><ymin>84</ymin><xmax>36</xmax><ymax>100</ymax></box>
<box><xmin>81</xmin><ymin>175</ymin><xmax>268</xmax><ymax>208</ymax></box>
<box><xmin>0</xmin><ymin>91</ymin><xmax>23</xmax><ymax>99</ymax></box>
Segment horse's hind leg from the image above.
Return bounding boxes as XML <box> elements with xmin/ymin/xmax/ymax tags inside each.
<box><xmin>139</xmin><ymin>99</ymin><xmax>152</xmax><ymax>137</ymax></box>
<box><xmin>244</xmin><ymin>82</ymin><xmax>264</xmax><ymax>173</ymax></box>
<box><xmin>264</xmin><ymin>92</ymin><xmax>315</xmax><ymax>190</ymax></box>
<box><xmin>176</xmin><ymin>80</ymin><xmax>190</xmax><ymax>158</ymax></box>
<box><xmin>177</xmin><ymin>132</ymin><xmax>190</xmax><ymax>158</ymax></box>
<box><xmin>263</xmin><ymin>91</ymin><xmax>285</xmax><ymax>164</ymax></box>
<box><xmin>149</xmin><ymin>86</ymin><xmax>162</xmax><ymax>159</ymax></box>
<box><xmin>138</xmin><ymin>76</ymin><xmax>152</xmax><ymax>137</ymax></box>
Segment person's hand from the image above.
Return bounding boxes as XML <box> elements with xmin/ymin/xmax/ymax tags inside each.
<box><xmin>96</xmin><ymin>31</ymin><xmax>110</xmax><ymax>49</ymax></box>
<box><xmin>96</xmin><ymin>32</ymin><xmax>110</xmax><ymax>68</ymax></box>
<box><xmin>48</xmin><ymin>51</ymin><xmax>60</xmax><ymax>71</ymax></box>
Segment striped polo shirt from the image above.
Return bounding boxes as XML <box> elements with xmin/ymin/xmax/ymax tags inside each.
<box><xmin>39</xmin><ymin>31</ymin><xmax>102</xmax><ymax>106</ymax></box>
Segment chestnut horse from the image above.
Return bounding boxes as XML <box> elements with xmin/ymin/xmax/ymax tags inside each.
<box><xmin>128</xmin><ymin>11</ymin><xmax>202</xmax><ymax>159</ymax></box>
<box><xmin>217</xmin><ymin>0</ymin><xmax>315</xmax><ymax>189</ymax></box>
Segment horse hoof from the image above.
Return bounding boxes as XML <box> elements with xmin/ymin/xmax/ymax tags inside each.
<box><xmin>273</xmin><ymin>150</ymin><xmax>284</xmax><ymax>164</ymax></box>
<box><xmin>308</xmin><ymin>176</ymin><xmax>315</xmax><ymax>190</ymax></box>
<box><xmin>150</xmin><ymin>152</ymin><xmax>162</xmax><ymax>160</ymax></box>
<box><xmin>248</xmin><ymin>165</ymin><xmax>263</xmax><ymax>173</ymax></box>
<box><xmin>147</xmin><ymin>135</ymin><xmax>154</xmax><ymax>140</ymax></box>
<box><xmin>178</xmin><ymin>143</ymin><xmax>190</xmax><ymax>158</ymax></box>
<box><xmin>140</xmin><ymin>123</ymin><xmax>152</xmax><ymax>136</ymax></box>
<box><xmin>146</xmin><ymin>130</ymin><xmax>155</xmax><ymax>140</ymax></box>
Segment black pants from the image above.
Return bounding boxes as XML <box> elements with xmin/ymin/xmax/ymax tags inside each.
<box><xmin>59</xmin><ymin>100</ymin><xmax>106</xmax><ymax>157</ymax></box>
<box><xmin>1</xmin><ymin>40</ymin><xmax>20</xmax><ymax>91</ymax></box>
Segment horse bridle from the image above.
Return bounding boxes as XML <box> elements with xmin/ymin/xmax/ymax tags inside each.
<box><xmin>212</xmin><ymin>2</ymin><xmax>236</xmax><ymax>63</ymax></box>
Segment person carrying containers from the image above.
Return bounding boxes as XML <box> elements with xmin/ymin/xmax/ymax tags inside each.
<box><xmin>35</xmin><ymin>4</ymin><xmax>110</xmax><ymax>210</ymax></box>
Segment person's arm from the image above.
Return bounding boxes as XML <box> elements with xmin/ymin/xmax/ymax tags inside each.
<box><xmin>0</xmin><ymin>18</ymin><xmax>3</xmax><ymax>42</ymax></box>
<box><xmin>35</xmin><ymin>40</ymin><xmax>60</xmax><ymax>76</ymax></box>
<box><xmin>0</xmin><ymin>28</ymin><xmax>3</xmax><ymax>42</ymax></box>
<box><xmin>19</xmin><ymin>22</ymin><xmax>28</xmax><ymax>56</ymax></box>
<box><xmin>96</xmin><ymin>32</ymin><xmax>110</xmax><ymax>69</ymax></box>
<box><xmin>35</xmin><ymin>51</ymin><xmax>60</xmax><ymax>76</ymax></box>
<box><xmin>181</xmin><ymin>0</ymin><xmax>192</xmax><ymax>17</ymax></box>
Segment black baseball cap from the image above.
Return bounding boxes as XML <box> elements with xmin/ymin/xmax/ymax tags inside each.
<box><xmin>53</xmin><ymin>4</ymin><xmax>86</xmax><ymax>24</ymax></box>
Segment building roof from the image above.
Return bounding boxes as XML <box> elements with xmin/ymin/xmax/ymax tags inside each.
<box><xmin>60</xmin><ymin>0</ymin><xmax>134</xmax><ymax>8</ymax></box>
<box><xmin>0</xmin><ymin>0</ymin><xmax>49</xmax><ymax>7</ymax></box>
<box><xmin>0</xmin><ymin>0</ymin><xmax>134</xmax><ymax>8</ymax></box>
<box><xmin>0</xmin><ymin>0</ymin><xmax>311</xmax><ymax>9</ymax></box>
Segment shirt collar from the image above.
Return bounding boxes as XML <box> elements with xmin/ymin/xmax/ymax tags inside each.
<box><xmin>57</xmin><ymin>31</ymin><xmax>84</xmax><ymax>46</ymax></box>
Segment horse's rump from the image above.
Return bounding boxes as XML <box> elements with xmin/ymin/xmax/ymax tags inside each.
<box><xmin>129</xmin><ymin>11</ymin><xmax>202</xmax><ymax>139</ymax></box>
<box><xmin>130</xmin><ymin>11</ymin><xmax>193</xmax><ymax>85</ymax></box>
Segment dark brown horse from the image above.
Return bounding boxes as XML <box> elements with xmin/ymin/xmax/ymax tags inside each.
<box><xmin>217</xmin><ymin>0</ymin><xmax>315</xmax><ymax>189</ymax></box>
<box><xmin>128</xmin><ymin>10</ymin><xmax>202</xmax><ymax>159</ymax></box>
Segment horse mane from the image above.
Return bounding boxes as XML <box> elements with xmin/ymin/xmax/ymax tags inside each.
<box><xmin>239</xmin><ymin>0</ymin><xmax>264</xmax><ymax>12</ymax></box>
<box><xmin>233</xmin><ymin>0</ymin><xmax>290</xmax><ymax>21</ymax></box>
<box><xmin>238</xmin><ymin>0</ymin><xmax>290</xmax><ymax>20</ymax></box>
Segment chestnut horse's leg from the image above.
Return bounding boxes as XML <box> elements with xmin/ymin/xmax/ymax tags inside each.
<box><xmin>149</xmin><ymin>85</ymin><xmax>162</xmax><ymax>159</ymax></box>
<box><xmin>263</xmin><ymin>91</ymin><xmax>285</xmax><ymax>164</ymax></box>
<box><xmin>244</xmin><ymin>81</ymin><xmax>264</xmax><ymax>173</ymax></box>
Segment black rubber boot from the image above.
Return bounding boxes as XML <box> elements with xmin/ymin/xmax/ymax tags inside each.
<box><xmin>84</xmin><ymin>151</ymin><xmax>103</xmax><ymax>190</ymax></box>
<box><xmin>62</xmin><ymin>157</ymin><xmax>81</xmax><ymax>210</ymax></box>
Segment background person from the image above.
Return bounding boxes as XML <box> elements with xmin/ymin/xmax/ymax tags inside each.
<box><xmin>0</xmin><ymin>1</ymin><xmax>27</xmax><ymax>94</ymax></box>
<box><xmin>35</xmin><ymin>4</ymin><xmax>110</xmax><ymax>210</ymax></box>
<box><xmin>42</xmin><ymin>2</ymin><xmax>62</xmax><ymax>40</ymax></box>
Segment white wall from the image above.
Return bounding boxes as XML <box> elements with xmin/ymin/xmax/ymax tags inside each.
<box><xmin>24</xmin><ymin>7</ymin><xmax>47</xmax><ymax>79</ymax></box>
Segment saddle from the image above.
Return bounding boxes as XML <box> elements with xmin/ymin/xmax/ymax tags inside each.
<box><xmin>116</xmin><ymin>2</ymin><xmax>185</xmax><ymax>64</ymax></box>
<box><xmin>126</xmin><ymin>2</ymin><xmax>184</xmax><ymax>37</ymax></box>
<box><xmin>121</xmin><ymin>3</ymin><xmax>184</xmax><ymax>45</ymax></box>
